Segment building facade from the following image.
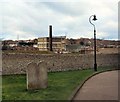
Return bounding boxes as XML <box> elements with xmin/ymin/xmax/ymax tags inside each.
<box><xmin>37</xmin><ymin>36</ymin><xmax>66</xmax><ymax>52</ymax></box>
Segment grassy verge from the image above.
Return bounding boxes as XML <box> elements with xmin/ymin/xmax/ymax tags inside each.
<box><xmin>2</xmin><ymin>67</ymin><xmax>115</xmax><ymax>100</ymax></box>
<box><xmin>2</xmin><ymin>50</ymin><xmax>53</xmax><ymax>54</ymax></box>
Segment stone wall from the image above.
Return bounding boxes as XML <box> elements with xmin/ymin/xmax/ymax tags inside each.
<box><xmin>2</xmin><ymin>53</ymin><xmax>118</xmax><ymax>75</ymax></box>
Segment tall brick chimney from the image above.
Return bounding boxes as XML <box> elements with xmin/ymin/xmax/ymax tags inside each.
<box><xmin>49</xmin><ymin>25</ymin><xmax>52</xmax><ymax>51</ymax></box>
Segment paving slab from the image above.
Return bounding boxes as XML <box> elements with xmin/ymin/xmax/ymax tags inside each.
<box><xmin>73</xmin><ymin>70</ymin><xmax>118</xmax><ymax>100</ymax></box>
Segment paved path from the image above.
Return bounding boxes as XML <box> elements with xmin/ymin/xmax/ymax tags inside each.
<box><xmin>73</xmin><ymin>70</ymin><xmax>118</xmax><ymax>100</ymax></box>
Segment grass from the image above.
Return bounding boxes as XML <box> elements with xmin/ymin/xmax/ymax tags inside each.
<box><xmin>2</xmin><ymin>50</ymin><xmax>53</xmax><ymax>54</ymax></box>
<box><xmin>2</xmin><ymin>67</ymin><xmax>115</xmax><ymax>100</ymax></box>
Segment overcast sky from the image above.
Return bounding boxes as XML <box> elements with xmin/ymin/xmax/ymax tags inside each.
<box><xmin>0</xmin><ymin>0</ymin><xmax>119</xmax><ymax>40</ymax></box>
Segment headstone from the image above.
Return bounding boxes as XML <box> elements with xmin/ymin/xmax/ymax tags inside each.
<box><xmin>38</xmin><ymin>62</ymin><xmax>48</xmax><ymax>88</ymax></box>
<box><xmin>27</xmin><ymin>62</ymin><xmax>48</xmax><ymax>90</ymax></box>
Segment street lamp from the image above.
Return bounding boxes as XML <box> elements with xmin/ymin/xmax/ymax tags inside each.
<box><xmin>89</xmin><ymin>15</ymin><xmax>97</xmax><ymax>71</ymax></box>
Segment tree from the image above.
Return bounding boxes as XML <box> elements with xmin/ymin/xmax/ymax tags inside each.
<box><xmin>80</xmin><ymin>41</ymin><xmax>84</xmax><ymax>46</ymax></box>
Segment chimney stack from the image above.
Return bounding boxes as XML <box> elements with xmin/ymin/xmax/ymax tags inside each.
<box><xmin>49</xmin><ymin>25</ymin><xmax>52</xmax><ymax>51</ymax></box>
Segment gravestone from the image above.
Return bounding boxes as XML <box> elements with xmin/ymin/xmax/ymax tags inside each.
<box><xmin>27</xmin><ymin>62</ymin><xmax>48</xmax><ymax>90</ymax></box>
<box><xmin>38</xmin><ymin>62</ymin><xmax>48</xmax><ymax>88</ymax></box>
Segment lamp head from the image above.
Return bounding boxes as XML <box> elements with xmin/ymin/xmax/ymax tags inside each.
<box><xmin>92</xmin><ymin>15</ymin><xmax>97</xmax><ymax>21</ymax></box>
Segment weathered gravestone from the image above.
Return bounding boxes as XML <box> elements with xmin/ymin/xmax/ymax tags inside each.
<box><xmin>27</xmin><ymin>62</ymin><xmax>48</xmax><ymax>90</ymax></box>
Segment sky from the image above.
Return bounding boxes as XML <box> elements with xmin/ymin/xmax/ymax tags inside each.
<box><xmin>0</xmin><ymin>0</ymin><xmax>119</xmax><ymax>40</ymax></box>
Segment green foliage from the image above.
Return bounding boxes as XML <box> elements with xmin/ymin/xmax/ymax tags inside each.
<box><xmin>18</xmin><ymin>41</ymin><xmax>34</xmax><ymax>46</ymax></box>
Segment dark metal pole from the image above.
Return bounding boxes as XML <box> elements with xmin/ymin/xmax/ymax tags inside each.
<box><xmin>94</xmin><ymin>28</ymin><xmax>97</xmax><ymax>71</ymax></box>
<box><xmin>89</xmin><ymin>15</ymin><xmax>97</xmax><ymax>71</ymax></box>
<box><xmin>49</xmin><ymin>25</ymin><xmax>52</xmax><ymax>51</ymax></box>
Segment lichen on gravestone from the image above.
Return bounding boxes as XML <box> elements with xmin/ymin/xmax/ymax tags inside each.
<box><xmin>26</xmin><ymin>62</ymin><xmax>48</xmax><ymax>90</ymax></box>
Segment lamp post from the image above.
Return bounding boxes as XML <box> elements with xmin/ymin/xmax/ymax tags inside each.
<box><xmin>89</xmin><ymin>15</ymin><xmax>97</xmax><ymax>71</ymax></box>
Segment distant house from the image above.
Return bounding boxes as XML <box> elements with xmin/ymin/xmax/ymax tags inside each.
<box><xmin>2</xmin><ymin>40</ymin><xmax>18</xmax><ymax>47</ymax></box>
<box><xmin>37</xmin><ymin>36</ymin><xmax>66</xmax><ymax>52</ymax></box>
<box><xmin>66</xmin><ymin>44</ymin><xmax>82</xmax><ymax>52</ymax></box>
<box><xmin>2</xmin><ymin>40</ymin><xmax>18</xmax><ymax>50</ymax></box>
<box><xmin>16</xmin><ymin>39</ymin><xmax>39</xmax><ymax>51</ymax></box>
<box><xmin>2</xmin><ymin>39</ymin><xmax>39</xmax><ymax>51</ymax></box>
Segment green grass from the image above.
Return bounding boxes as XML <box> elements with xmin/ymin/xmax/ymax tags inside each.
<box><xmin>2</xmin><ymin>50</ymin><xmax>53</xmax><ymax>54</ymax></box>
<box><xmin>2</xmin><ymin>67</ymin><xmax>115</xmax><ymax>100</ymax></box>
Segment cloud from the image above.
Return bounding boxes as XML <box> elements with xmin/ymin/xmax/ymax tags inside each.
<box><xmin>41</xmin><ymin>2</ymin><xmax>86</xmax><ymax>17</ymax></box>
<box><xmin>0</xmin><ymin>0</ymin><xmax>119</xmax><ymax>40</ymax></box>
